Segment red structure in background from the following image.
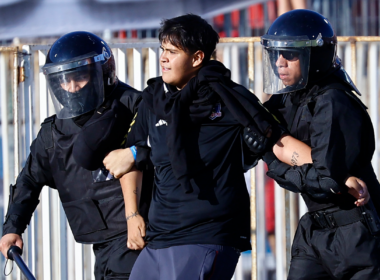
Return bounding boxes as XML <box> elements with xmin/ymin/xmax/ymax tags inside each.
<box><xmin>249</xmin><ymin>4</ymin><xmax>265</xmax><ymax>30</ymax></box>
<box><xmin>231</xmin><ymin>10</ymin><xmax>240</xmax><ymax>37</ymax></box>
<box><xmin>115</xmin><ymin>1</ymin><xmax>278</xmax><ymax>40</ymax></box>
<box><xmin>118</xmin><ymin>30</ymin><xmax>127</xmax><ymax>39</ymax></box>
<box><xmin>214</xmin><ymin>1</ymin><xmax>277</xmax><ymax>38</ymax></box>
<box><xmin>265</xmin><ymin>173</ymin><xmax>275</xmax><ymax>235</ymax></box>
<box><xmin>213</xmin><ymin>14</ymin><xmax>226</xmax><ymax>38</ymax></box>
<box><xmin>117</xmin><ymin>29</ymin><xmax>138</xmax><ymax>39</ymax></box>
<box><xmin>265</xmin><ymin>164</ymin><xmax>276</xmax><ymax>256</ymax></box>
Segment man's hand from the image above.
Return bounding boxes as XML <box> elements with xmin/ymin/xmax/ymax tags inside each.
<box><xmin>103</xmin><ymin>148</ymin><xmax>134</xmax><ymax>179</ymax></box>
<box><xmin>126</xmin><ymin>213</ymin><xmax>146</xmax><ymax>251</ymax></box>
<box><xmin>0</xmin><ymin>233</ymin><xmax>23</xmax><ymax>259</ymax></box>
<box><xmin>345</xmin><ymin>176</ymin><xmax>370</xmax><ymax>206</ymax></box>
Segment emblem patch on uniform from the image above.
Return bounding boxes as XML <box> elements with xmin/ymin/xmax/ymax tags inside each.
<box><xmin>156</xmin><ymin>119</ymin><xmax>168</xmax><ymax>126</ymax></box>
<box><xmin>209</xmin><ymin>103</ymin><xmax>222</xmax><ymax>120</ymax></box>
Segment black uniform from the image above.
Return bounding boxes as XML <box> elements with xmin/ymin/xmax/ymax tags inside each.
<box><xmin>264</xmin><ymin>77</ymin><xmax>380</xmax><ymax>279</ymax></box>
<box><xmin>3</xmin><ymin>81</ymin><xmax>142</xmax><ymax>280</ymax></box>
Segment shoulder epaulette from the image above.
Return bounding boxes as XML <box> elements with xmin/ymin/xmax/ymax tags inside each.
<box><xmin>40</xmin><ymin>115</ymin><xmax>56</xmax><ymax>149</ymax></box>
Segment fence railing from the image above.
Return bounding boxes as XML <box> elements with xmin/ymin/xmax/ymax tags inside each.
<box><xmin>1</xmin><ymin>36</ymin><xmax>380</xmax><ymax>280</ymax></box>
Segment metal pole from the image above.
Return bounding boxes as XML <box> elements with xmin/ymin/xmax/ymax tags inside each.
<box><xmin>13</xmin><ymin>48</ymin><xmax>21</xmax><ymax>280</ymax></box>
<box><xmin>256</xmin><ymin>161</ymin><xmax>268</xmax><ymax>280</ymax></box>
<box><xmin>13</xmin><ymin>48</ymin><xmax>19</xmax><ymax>178</ymax></box>
<box><xmin>148</xmin><ymin>48</ymin><xmax>158</xmax><ymax>79</ymax></box>
<box><xmin>275</xmin><ymin>185</ymin><xmax>285</xmax><ymax>280</ymax></box>
<box><xmin>250</xmin><ymin>168</ymin><xmax>257</xmax><ymax>280</ymax></box>
<box><xmin>133</xmin><ymin>48</ymin><xmax>142</xmax><ymax>91</ymax></box>
<box><xmin>14</xmin><ymin>48</ymin><xmax>22</xmax><ymax>280</ymax></box>
<box><xmin>38</xmin><ymin>49</ymin><xmax>52</xmax><ymax>280</ymax></box>
<box><xmin>248</xmin><ymin>41</ymin><xmax>257</xmax><ymax>280</ymax></box>
<box><xmin>248</xmin><ymin>42</ymin><xmax>254</xmax><ymax>93</ymax></box>
<box><xmin>285</xmin><ymin>190</ymin><xmax>291</xmax><ymax>275</ymax></box>
<box><xmin>0</xmin><ymin>50</ymin><xmax>11</xmax><ymax>214</ymax></box>
<box><xmin>231</xmin><ymin>46</ymin><xmax>239</xmax><ymax>83</ymax></box>
<box><xmin>369</xmin><ymin>43</ymin><xmax>379</xmax><ymax>176</ymax></box>
<box><xmin>351</xmin><ymin>40</ymin><xmax>357</xmax><ymax>84</ymax></box>
<box><xmin>1</xmin><ymin>49</ymin><xmax>11</xmax><ymax>280</ymax></box>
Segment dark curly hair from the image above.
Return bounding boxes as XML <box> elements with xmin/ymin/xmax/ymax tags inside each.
<box><xmin>159</xmin><ymin>14</ymin><xmax>220</xmax><ymax>63</ymax></box>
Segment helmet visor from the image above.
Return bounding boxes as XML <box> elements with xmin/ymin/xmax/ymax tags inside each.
<box><xmin>45</xmin><ymin>62</ymin><xmax>104</xmax><ymax>119</ymax></box>
<box><xmin>262</xmin><ymin>47</ymin><xmax>311</xmax><ymax>94</ymax></box>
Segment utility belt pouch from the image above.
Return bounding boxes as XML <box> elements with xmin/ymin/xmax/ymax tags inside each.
<box><xmin>361</xmin><ymin>200</ymin><xmax>380</xmax><ymax>236</ymax></box>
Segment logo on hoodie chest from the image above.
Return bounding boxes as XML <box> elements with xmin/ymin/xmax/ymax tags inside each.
<box><xmin>209</xmin><ymin>103</ymin><xmax>222</xmax><ymax>120</ymax></box>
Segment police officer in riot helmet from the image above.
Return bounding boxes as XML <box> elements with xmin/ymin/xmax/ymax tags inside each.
<box><xmin>261</xmin><ymin>10</ymin><xmax>338</xmax><ymax>95</ymax></box>
<box><xmin>0</xmin><ymin>31</ymin><xmax>148</xmax><ymax>279</ymax></box>
<box><xmin>259</xmin><ymin>9</ymin><xmax>380</xmax><ymax>279</ymax></box>
<box><xmin>43</xmin><ymin>31</ymin><xmax>117</xmax><ymax>119</ymax></box>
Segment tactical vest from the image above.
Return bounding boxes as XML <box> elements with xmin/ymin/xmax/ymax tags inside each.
<box><xmin>40</xmin><ymin>85</ymin><xmax>138</xmax><ymax>244</ymax></box>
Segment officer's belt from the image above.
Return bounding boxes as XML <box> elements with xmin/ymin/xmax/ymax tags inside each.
<box><xmin>310</xmin><ymin>207</ymin><xmax>363</xmax><ymax>229</ymax></box>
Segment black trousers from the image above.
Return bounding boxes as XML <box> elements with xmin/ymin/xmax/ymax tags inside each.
<box><xmin>288</xmin><ymin>213</ymin><xmax>380</xmax><ymax>280</ymax></box>
<box><xmin>93</xmin><ymin>235</ymin><xmax>140</xmax><ymax>280</ymax></box>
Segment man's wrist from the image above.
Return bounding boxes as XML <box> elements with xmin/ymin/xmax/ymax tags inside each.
<box><xmin>126</xmin><ymin>211</ymin><xmax>139</xmax><ymax>221</ymax></box>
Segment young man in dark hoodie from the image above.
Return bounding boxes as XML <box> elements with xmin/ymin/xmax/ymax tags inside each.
<box><xmin>111</xmin><ymin>13</ymin><xmax>369</xmax><ymax>280</ymax></box>
<box><xmin>117</xmin><ymin>14</ymin><xmax>284</xmax><ymax>280</ymax></box>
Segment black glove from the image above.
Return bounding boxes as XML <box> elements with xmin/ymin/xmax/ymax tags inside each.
<box><xmin>243</xmin><ymin>126</ymin><xmax>269</xmax><ymax>155</ymax></box>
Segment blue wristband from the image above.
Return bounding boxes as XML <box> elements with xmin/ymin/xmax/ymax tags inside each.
<box><xmin>130</xmin><ymin>146</ymin><xmax>137</xmax><ymax>161</ymax></box>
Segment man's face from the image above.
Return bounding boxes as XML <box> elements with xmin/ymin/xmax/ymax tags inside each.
<box><xmin>60</xmin><ymin>71</ymin><xmax>91</xmax><ymax>93</ymax></box>
<box><xmin>275</xmin><ymin>50</ymin><xmax>302</xmax><ymax>86</ymax></box>
<box><xmin>160</xmin><ymin>41</ymin><xmax>202</xmax><ymax>89</ymax></box>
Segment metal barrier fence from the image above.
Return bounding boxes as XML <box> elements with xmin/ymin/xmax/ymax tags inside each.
<box><xmin>0</xmin><ymin>36</ymin><xmax>380</xmax><ymax>280</ymax></box>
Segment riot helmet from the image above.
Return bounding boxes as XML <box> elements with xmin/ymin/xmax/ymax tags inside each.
<box><xmin>42</xmin><ymin>31</ymin><xmax>116</xmax><ymax>119</ymax></box>
<box><xmin>261</xmin><ymin>9</ymin><xmax>337</xmax><ymax>94</ymax></box>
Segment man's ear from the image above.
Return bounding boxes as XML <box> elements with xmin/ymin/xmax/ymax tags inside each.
<box><xmin>192</xmin><ymin>51</ymin><xmax>205</xmax><ymax>67</ymax></box>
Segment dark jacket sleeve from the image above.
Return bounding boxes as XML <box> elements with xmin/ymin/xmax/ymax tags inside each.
<box><xmin>3</xmin><ymin>132</ymin><xmax>55</xmax><ymax>236</ymax></box>
<box><xmin>118</xmin><ymin>82</ymin><xmax>142</xmax><ymax>115</ymax></box>
<box><xmin>72</xmin><ymin>82</ymin><xmax>142</xmax><ymax>170</ymax></box>
<box><xmin>264</xmin><ymin>89</ymin><xmax>364</xmax><ymax>196</ymax></box>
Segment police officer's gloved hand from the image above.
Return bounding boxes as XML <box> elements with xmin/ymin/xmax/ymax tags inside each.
<box><xmin>244</xmin><ymin>120</ymin><xmax>288</xmax><ymax>157</ymax></box>
<box><xmin>243</xmin><ymin>121</ymin><xmax>288</xmax><ymax>156</ymax></box>
<box><xmin>243</xmin><ymin>126</ymin><xmax>269</xmax><ymax>155</ymax></box>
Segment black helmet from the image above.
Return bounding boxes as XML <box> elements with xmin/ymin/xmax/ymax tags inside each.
<box><xmin>42</xmin><ymin>31</ymin><xmax>116</xmax><ymax>119</ymax></box>
<box><xmin>261</xmin><ymin>9</ymin><xmax>337</xmax><ymax>94</ymax></box>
